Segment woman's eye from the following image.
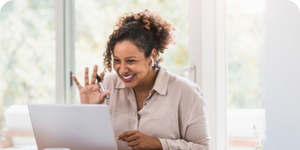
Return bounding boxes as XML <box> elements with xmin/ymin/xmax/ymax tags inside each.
<box><xmin>128</xmin><ymin>60</ymin><xmax>135</xmax><ymax>63</ymax></box>
<box><xmin>114</xmin><ymin>59</ymin><xmax>120</xmax><ymax>63</ymax></box>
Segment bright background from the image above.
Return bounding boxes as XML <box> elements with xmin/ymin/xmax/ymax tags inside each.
<box><xmin>0</xmin><ymin>0</ymin><xmax>271</xmax><ymax>149</ymax></box>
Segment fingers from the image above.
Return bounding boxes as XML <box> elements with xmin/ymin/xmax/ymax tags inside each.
<box><xmin>127</xmin><ymin>140</ymin><xmax>139</xmax><ymax>147</ymax></box>
<box><xmin>117</xmin><ymin>130</ymin><xmax>138</xmax><ymax>141</ymax></box>
<box><xmin>84</xmin><ymin>67</ymin><xmax>89</xmax><ymax>86</ymax></box>
<box><xmin>100</xmin><ymin>71</ymin><xmax>105</xmax><ymax>82</ymax></box>
<box><xmin>124</xmin><ymin>134</ymin><xmax>139</xmax><ymax>142</ymax></box>
<box><xmin>90</xmin><ymin>65</ymin><xmax>98</xmax><ymax>84</ymax></box>
<box><xmin>72</xmin><ymin>75</ymin><xmax>83</xmax><ymax>90</ymax></box>
<box><xmin>99</xmin><ymin>90</ymin><xmax>110</xmax><ymax>101</ymax></box>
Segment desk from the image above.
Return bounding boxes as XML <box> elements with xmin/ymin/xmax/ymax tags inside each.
<box><xmin>2</xmin><ymin>145</ymin><xmax>131</xmax><ymax>150</ymax></box>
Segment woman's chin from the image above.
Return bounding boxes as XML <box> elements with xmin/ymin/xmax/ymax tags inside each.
<box><xmin>119</xmin><ymin>79</ymin><xmax>136</xmax><ymax>88</ymax></box>
<box><xmin>123</xmin><ymin>82</ymin><xmax>136</xmax><ymax>88</ymax></box>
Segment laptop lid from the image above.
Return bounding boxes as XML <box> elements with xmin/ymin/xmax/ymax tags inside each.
<box><xmin>28</xmin><ymin>104</ymin><xmax>117</xmax><ymax>150</ymax></box>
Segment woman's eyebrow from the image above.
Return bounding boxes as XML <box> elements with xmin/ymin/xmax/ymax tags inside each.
<box><xmin>113</xmin><ymin>56</ymin><xmax>137</xmax><ymax>59</ymax></box>
<box><xmin>125</xmin><ymin>56</ymin><xmax>137</xmax><ymax>59</ymax></box>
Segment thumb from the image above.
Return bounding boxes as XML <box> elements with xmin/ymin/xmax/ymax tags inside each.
<box><xmin>100</xmin><ymin>90</ymin><xmax>111</xmax><ymax>101</ymax></box>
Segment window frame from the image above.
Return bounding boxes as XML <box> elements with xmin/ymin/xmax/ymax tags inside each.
<box><xmin>55</xmin><ymin>0</ymin><xmax>75</xmax><ymax>104</ymax></box>
<box><xmin>189</xmin><ymin>0</ymin><xmax>227</xmax><ymax>149</ymax></box>
<box><xmin>55</xmin><ymin>0</ymin><xmax>65</xmax><ymax>104</ymax></box>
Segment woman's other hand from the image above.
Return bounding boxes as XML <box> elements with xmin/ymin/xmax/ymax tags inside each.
<box><xmin>117</xmin><ymin>130</ymin><xmax>162</xmax><ymax>150</ymax></box>
<box><xmin>72</xmin><ymin>65</ymin><xmax>110</xmax><ymax>104</ymax></box>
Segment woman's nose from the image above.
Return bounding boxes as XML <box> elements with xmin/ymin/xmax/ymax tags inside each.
<box><xmin>119</xmin><ymin>63</ymin><xmax>128</xmax><ymax>74</ymax></box>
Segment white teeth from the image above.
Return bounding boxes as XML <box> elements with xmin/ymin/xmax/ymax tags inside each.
<box><xmin>122</xmin><ymin>74</ymin><xmax>134</xmax><ymax>79</ymax></box>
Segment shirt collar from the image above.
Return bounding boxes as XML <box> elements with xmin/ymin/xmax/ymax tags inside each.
<box><xmin>115</xmin><ymin>75</ymin><xmax>125</xmax><ymax>89</ymax></box>
<box><xmin>152</xmin><ymin>66</ymin><xmax>169</xmax><ymax>95</ymax></box>
<box><xmin>115</xmin><ymin>66</ymin><xmax>169</xmax><ymax>95</ymax></box>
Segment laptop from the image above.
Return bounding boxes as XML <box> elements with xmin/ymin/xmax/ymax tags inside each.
<box><xmin>28</xmin><ymin>104</ymin><xmax>117</xmax><ymax>150</ymax></box>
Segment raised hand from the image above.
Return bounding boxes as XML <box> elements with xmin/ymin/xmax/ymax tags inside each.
<box><xmin>72</xmin><ymin>65</ymin><xmax>110</xmax><ymax>104</ymax></box>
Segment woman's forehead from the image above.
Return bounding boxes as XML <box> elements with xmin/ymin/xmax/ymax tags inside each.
<box><xmin>114</xmin><ymin>41</ymin><xmax>145</xmax><ymax>58</ymax></box>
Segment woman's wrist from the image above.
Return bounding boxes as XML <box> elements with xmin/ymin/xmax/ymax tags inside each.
<box><xmin>155</xmin><ymin>138</ymin><xmax>163</xmax><ymax>150</ymax></box>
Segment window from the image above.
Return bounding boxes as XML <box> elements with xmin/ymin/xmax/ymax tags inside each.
<box><xmin>0</xmin><ymin>0</ymin><xmax>55</xmax><ymax>147</ymax></box>
<box><xmin>227</xmin><ymin>0</ymin><xmax>266</xmax><ymax>149</ymax></box>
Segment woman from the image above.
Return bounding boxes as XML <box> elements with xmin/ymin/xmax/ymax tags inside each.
<box><xmin>72</xmin><ymin>9</ymin><xmax>211</xmax><ymax>150</ymax></box>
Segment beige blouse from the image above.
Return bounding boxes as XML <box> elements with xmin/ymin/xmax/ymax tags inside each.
<box><xmin>102</xmin><ymin>66</ymin><xmax>211</xmax><ymax>150</ymax></box>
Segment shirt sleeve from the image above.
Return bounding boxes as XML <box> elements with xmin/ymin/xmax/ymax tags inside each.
<box><xmin>158</xmin><ymin>96</ymin><xmax>211</xmax><ymax>150</ymax></box>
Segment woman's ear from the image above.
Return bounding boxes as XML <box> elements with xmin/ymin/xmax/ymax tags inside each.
<box><xmin>150</xmin><ymin>57</ymin><xmax>154</xmax><ymax>67</ymax></box>
<box><xmin>151</xmin><ymin>49</ymin><xmax>157</xmax><ymax>61</ymax></box>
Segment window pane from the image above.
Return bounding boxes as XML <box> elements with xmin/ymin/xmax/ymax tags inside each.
<box><xmin>0</xmin><ymin>0</ymin><xmax>55</xmax><ymax>148</ymax></box>
<box><xmin>227</xmin><ymin>0</ymin><xmax>266</xmax><ymax>149</ymax></box>
<box><xmin>75</xmin><ymin>0</ymin><xmax>188</xmax><ymax>103</ymax></box>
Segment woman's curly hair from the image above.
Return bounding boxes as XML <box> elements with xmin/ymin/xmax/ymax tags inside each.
<box><xmin>103</xmin><ymin>9</ymin><xmax>176</xmax><ymax>72</ymax></box>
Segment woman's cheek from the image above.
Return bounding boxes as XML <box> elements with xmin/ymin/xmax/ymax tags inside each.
<box><xmin>113</xmin><ymin>64</ymin><xmax>119</xmax><ymax>71</ymax></box>
<box><xmin>127</xmin><ymin>64</ymin><xmax>137</xmax><ymax>72</ymax></box>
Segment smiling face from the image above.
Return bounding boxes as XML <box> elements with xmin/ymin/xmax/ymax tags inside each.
<box><xmin>113</xmin><ymin>40</ymin><xmax>152</xmax><ymax>88</ymax></box>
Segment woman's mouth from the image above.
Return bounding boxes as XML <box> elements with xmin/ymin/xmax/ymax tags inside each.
<box><xmin>121</xmin><ymin>74</ymin><xmax>135</xmax><ymax>82</ymax></box>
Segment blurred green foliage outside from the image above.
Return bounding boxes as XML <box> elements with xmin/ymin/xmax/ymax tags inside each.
<box><xmin>0</xmin><ymin>0</ymin><xmax>56</xmax><ymax>133</ymax></box>
<box><xmin>227</xmin><ymin>0</ymin><xmax>264</xmax><ymax>108</ymax></box>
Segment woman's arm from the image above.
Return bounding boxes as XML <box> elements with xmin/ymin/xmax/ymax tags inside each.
<box><xmin>158</xmin><ymin>97</ymin><xmax>211</xmax><ymax>150</ymax></box>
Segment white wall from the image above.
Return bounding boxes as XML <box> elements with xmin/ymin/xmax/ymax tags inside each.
<box><xmin>263</xmin><ymin>0</ymin><xmax>300</xmax><ymax>149</ymax></box>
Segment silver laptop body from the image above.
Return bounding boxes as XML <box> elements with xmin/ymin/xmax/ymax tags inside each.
<box><xmin>28</xmin><ymin>104</ymin><xmax>117</xmax><ymax>150</ymax></box>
